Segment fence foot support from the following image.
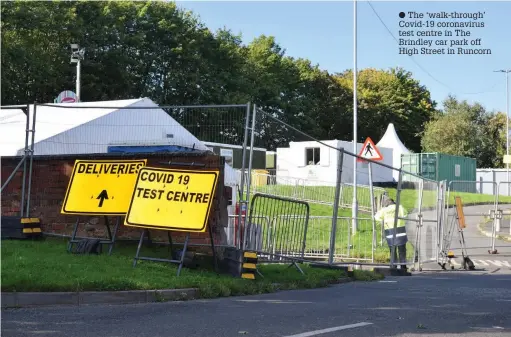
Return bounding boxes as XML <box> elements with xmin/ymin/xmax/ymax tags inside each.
<box><xmin>287</xmin><ymin>261</ymin><xmax>304</xmax><ymax>275</ymax></box>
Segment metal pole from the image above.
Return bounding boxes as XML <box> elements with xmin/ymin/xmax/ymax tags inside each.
<box><xmin>352</xmin><ymin>0</ymin><xmax>359</xmax><ymax>234</ymax></box>
<box><xmin>237</xmin><ymin>103</ymin><xmax>251</xmax><ymax>249</ymax></box>
<box><xmin>76</xmin><ymin>60</ymin><xmax>81</xmax><ymax>102</ymax></box>
<box><xmin>246</xmin><ymin>104</ymin><xmax>257</xmax><ymax>205</ymax></box>
<box><xmin>368</xmin><ymin>161</ymin><xmax>376</xmax><ymax>263</ymax></box>
<box><xmin>20</xmin><ymin>104</ymin><xmax>30</xmax><ymax>216</ymax></box>
<box><xmin>242</xmin><ymin>104</ymin><xmax>257</xmax><ymax>251</ymax></box>
<box><xmin>390</xmin><ymin>169</ymin><xmax>403</xmax><ymax>269</ymax></box>
<box><xmin>329</xmin><ymin>148</ymin><xmax>344</xmax><ymax>265</ymax></box>
<box><xmin>25</xmin><ymin>103</ymin><xmax>37</xmax><ymax>217</ymax></box>
<box><xmin>495</xmin><ymin>69</ymin><xmax>511</xmax><ymax>195</ymax></box>
<box><xmin>1</xmin><ymin>156</ymin><xmax>27</xmax><ymax>193</ymax></box>
<box><xmin>507</xmin><ymin>71</ymin><xmax>509</xmax><ymax>196</ymax></box>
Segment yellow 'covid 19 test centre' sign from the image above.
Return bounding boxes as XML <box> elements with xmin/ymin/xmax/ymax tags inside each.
<box><xmin>61</xmin><ymin>159</ymin><xmax>147</xmax><ymax>215</ymax></box>
<box><xmin>125</xmin><ymin>167</ymin><xmax>219</xmax><ymax>232</ymax></box>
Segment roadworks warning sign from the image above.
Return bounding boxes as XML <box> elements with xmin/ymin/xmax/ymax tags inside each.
<box><xmin>124</xmin><ymin>167</ymin><xmax>219</xmax><ymax>232</ymax></box>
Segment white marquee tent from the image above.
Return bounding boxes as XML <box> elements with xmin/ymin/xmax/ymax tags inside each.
<box><xmin>0</xmin><ymin>98</ymin><xmax>210</xmax><ymax>156</ymax></box>
<box><xmin>0</xmin><ymin>97</ymin><xmax>240</xmax><ymax>187</ymax></box>
<box><xmin>376</xmin><ymin>123</ymin><xmax>411</xmax><ymax>181</ymax></box>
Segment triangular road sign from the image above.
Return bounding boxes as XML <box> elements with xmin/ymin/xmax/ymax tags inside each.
<box><xmin>357</xmin><ymin>137</ymin><xmax>383</xmax><ymax>162</ymax></box>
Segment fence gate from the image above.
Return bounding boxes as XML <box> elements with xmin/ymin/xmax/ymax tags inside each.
<box><xmin>440</xmin><ymin>181</ymin><xmax>497</xmax><ymax>264</ymax></box>
<box><xmin>400</xmin><ymin>179</ymin><xmax>441</xmax><ymax>271</ymax></box>
<box><xmin>243</xmin><ymin>193</ymin><xmax>310</xmax><ymax>270</ymax></box>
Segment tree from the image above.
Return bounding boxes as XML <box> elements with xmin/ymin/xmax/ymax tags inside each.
<box><xmin>1</xmin><ymin>1</ymin><xmax>438</xmax><ymax>155</ymax></box>
<box><xmin>335</xmin><ymin>68</ymin><xmax>437</xmax><ymax>152</ymax></box>
<box><xmin>240</xmin><ymin>36</ymin><xmax>351</xmax><ymax>151</ymax></box>
<box><xmin>1</xmin><ymin>1</ymin><xmax>247</xmax><ymax>105</ymax></box>
<box><xmin>1</xmin><ymin>1</ymin><xmax>77</xmax><ymax>105</ymax></box>
<box><xmin>480</xmin><ymin>112</ymin><xmax>506</xmax><ymax>168</ymax></box>
<box><xmin>421</xmin><ymin>95</ymin><xmax>506</xmax><ymax>168</ymax></box>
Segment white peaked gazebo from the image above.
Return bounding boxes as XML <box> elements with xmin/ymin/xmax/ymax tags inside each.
<box><xmin>376</xmin><ymin>123</ymin><xmax>411</xmax><ymax>181</ymax></box>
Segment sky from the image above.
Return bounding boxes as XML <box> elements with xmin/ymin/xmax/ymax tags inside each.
<box><xmin>175</xmin><ymin>0</ymin><xmax>511</xmax><ymax>114</ymax></box>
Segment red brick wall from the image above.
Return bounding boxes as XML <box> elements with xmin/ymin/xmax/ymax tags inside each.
<box><xmin>1</xmin><ymin>153</ymin><xmax>229</xmax><ymax>247</ymax></box>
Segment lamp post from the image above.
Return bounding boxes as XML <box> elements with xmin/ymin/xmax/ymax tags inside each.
<box><xmin>352</xmin><ymin>0</ymin><xmax>359</xmax><ymax>233</ymax></box>
<box><xmin>70</xmin><ymin>44</ymin><xmax>85</xmax><ymax>102</ymax></box>
<box><xmin>495</xmin><ymin>69</ymin><xmax>510</xmax><ymax>195</ymax></box>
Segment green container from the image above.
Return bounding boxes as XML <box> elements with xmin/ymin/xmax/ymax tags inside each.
<box><xmin>400</xmin><ymin>153</ymin><xmax>476</xmax><ymax>192</ymax></box>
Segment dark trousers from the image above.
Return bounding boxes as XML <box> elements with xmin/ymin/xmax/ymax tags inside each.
<box><xmin>389</xmin><ymin>245</ymin><xmax>407</xmax><ymax>268</ymax></box>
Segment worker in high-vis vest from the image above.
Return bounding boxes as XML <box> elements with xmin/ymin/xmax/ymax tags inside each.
<box><xmin>374</xmin><ymin>195</ymin><xmax>408</xmax><ymax>270</ymax></box>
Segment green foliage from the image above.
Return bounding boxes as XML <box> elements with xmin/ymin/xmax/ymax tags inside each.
<box><xmin>335</xmin><ymin>67</ymin><xmax>437</xmax><ymax>152</ymax></box>
<box><xmin>1</xmin><ymin>1</ymin><xmax>438</xmax><ymax>154</ymax></box>
<box><xmin>421</xmin><ymin>95</ymin><xmax>506</xmax><ymax>168</ymax></box>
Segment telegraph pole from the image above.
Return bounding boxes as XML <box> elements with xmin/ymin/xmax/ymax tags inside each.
<box><xmin>495</xmin><ymin>69</ymin><xmax>511</xmax><ymax>195</ymax></box>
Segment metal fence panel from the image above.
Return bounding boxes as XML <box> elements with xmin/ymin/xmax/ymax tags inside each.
<box><xmin>236</xmin><ymin>105</ymin><xmax>453</xmax><ymax>270</ymax></box>
<box><xmin>240</xmin><ymin>171</ymin><xmax>386</xmax><ymax>212</ymax></box>
<box><xmin>445</xmin><ymin>181</ymin><xmax>496</xmax><ymax>253</ymax></box>
<box><xmin>494</xmin><ymin>182</ymin><xmax>511</xmax><ymax>254</ymax></box>
<box><xmin>0</xmin><ymin>104</ymin><xmax>33</xmax><ymax>217</ymax></box>
<box><xmin>244</xmin><ymin>193</ymin><xmax>310</xmax><ymax>262</ymax></box>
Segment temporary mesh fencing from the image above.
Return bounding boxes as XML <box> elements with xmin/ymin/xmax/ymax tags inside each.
<box><xmin>0</xmin><ymin>102</ymin><xmax>252</xmax><ymax>249</ymax></box>
<box><xmin>0</xmin><ymin>101</ymin><xmax>448</xmax><ymax>270</ymax></box>
<box><xmin>237</xmin><ymin>105</ymin><xmax>445</xmax><ymax>268</ymax></box>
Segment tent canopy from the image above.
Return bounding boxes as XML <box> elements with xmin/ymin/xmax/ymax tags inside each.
<box><xmin>376</xmin><ymin>123</ymin><xmax>410</xmax><ymax>154</ymax></box>
<box><xmin>376</xmin><ymin>123</ymin><xmax>410</xmax><ymax>180</ymax></box>
<box><xmin>0</xmin><ymin>98</ymin><xmax>209</xmax><ymax>156</ymax></box>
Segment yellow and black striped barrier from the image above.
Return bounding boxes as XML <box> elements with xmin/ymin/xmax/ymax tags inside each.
<box><xmin>1</xmin><ymin>216</ymin><xmax>42</xmax><ymax>239</ymax></box>
<box><xmin>241</xmin><ymin>251</ymin><xmax>258</xmax><ymax>280</ymax></box>
<box><xmin>21</xmin><ymin>218</ymin><xmax>42</xmax><ymax>235</ymax></box>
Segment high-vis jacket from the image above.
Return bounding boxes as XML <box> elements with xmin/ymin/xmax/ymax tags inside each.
<box><xmin>374</xmin><ymin>203</ymin><xmax>408</xmax><ymax>246</ymax></box>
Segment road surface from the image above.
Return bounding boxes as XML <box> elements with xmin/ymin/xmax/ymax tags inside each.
<box><xmin>3</xmin><ymin>271</ymin><xmax>511</xmax><ymax>337</ymax></box>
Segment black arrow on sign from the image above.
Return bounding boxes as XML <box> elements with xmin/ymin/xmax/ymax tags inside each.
<box><xmin>96</xmin><ymin>190</ymin><xmax>109</xmax><ymax>207</ymax></box>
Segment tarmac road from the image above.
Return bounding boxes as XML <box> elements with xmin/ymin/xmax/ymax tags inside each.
<box><xmin>3</xmin><ymin>271</ymin><xmax>511</xmax><ymax>337</ymax></box>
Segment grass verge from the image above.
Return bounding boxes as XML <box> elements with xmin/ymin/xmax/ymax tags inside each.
<box><xmin>1</xmin><ymin>238</ymin><xmax>382</xmax><ymax>297</ymax></box>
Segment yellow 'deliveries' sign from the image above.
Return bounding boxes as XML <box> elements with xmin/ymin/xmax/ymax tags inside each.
<box><xmin>125</xmin><ymin>167</ymin><xmax>219</xmax><ymax>232</ymax></box>
<box><xmin>61</xmin><ymin>159</ymin><xmax>147</xmax><ymax>215</ymax></box>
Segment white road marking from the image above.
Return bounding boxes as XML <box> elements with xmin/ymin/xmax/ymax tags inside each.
<box><xmin>236</xmin><ymin>300</ymin><xmax>314</xmax><ymax>304</ymax></box>
<box><xmin>378</xmin><ymin>280</ymin><xmax>397</xmax><ymax>283</ymax></box>
<box><xmin>282</xmin><ymin>322</ymin><xmax>373</xmax><ymax>337</ymax></box>
<box><xmin>474</xmin><ymin>259</ymin><xmax>490</xmax><ymax>266</ymax></box>
<box><xmin>447</xmin><ymin>259</ymin><xmax>511</xmax><ymax>267</ymax></box>
<box><xmin>487</xmin><ymin>260</ymin><xmax>511</xmax><ymax>267</ymax></box>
